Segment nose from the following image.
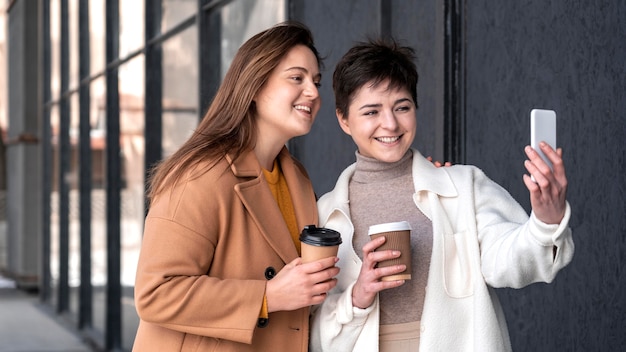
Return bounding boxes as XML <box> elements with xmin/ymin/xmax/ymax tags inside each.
<box><xmin>303</xmin><ymin>80</ymin><xmax>319</xmax><ymax>100</ymax></box>
<box><xmin>380</xmin><ymin>110</ymin><xmax>399</xmax><ymax>130</ymax></box>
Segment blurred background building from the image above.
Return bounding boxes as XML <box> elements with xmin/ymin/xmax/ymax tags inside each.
<box><xmin>0</xmin><ymin>0</ymin><xmax>624</xmax><ymax>351</ymax></box>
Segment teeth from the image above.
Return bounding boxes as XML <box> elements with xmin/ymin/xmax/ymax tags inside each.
<box><xmin>377</xmin><ymin>136</ymin><xmax>399</xmax><ymax>143</ymax></box>
<box><xmin>294</xmin><ymin>105</ymin><xmax>311</xmax><ymax>113</ymax></box>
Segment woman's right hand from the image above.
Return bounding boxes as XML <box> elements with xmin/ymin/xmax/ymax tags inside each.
<box><xmin>351</xmin><ymin>236</ymin><xmax>406</xmax><ymax>309</ymax></box>
<box><xmin>265</xmin><ymin>256</ymin><xmax>340</xmax><ymax>313</ymax></box>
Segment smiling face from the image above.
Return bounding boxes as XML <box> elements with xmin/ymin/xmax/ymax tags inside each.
<box><xmin>254</xmin><ymin>44</ymin><xmax>322</xmax><ymax>146</ymax></box>
<box><xmin>337</xmin><ymin>80</ymin><xmax>416</xmax><ymax>163</ymax></box>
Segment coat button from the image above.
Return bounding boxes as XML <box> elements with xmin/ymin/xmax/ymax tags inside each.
<box><xmin>264</xmin><ymin>267</ymin><xmax>276</xmax><ymax>280</ymax></box>
<box><xmin>257</xmin><ymin>317</ymin><xmax>269</xmax><ymax>328</ymax></box>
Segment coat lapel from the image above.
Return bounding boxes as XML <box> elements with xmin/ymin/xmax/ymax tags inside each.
<box><xmin>227</xmin><ymin>148</ymin><xmax>302</xmax><ymax>264</ymax></box>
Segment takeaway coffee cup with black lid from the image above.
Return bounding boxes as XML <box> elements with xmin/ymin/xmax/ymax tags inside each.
<box><xmin>299</xmin><ymin>225</ymin><xmax>342</xmax><ymax>263</ymax></box>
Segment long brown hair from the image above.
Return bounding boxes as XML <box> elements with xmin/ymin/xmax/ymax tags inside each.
<box><xmin>147</xmin><ymin>21</ymin><xmax>321</xmax><ymax>203</ymax></box>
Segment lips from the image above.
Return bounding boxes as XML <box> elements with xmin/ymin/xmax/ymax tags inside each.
<box><xmin>294</xmin><ymin>104</ymin><xmax>312</xmax><ymax>113</ymax></box>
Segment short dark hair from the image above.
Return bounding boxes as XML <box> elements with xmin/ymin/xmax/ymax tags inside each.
<box><xmin>333</xmin><ymin>39</ymin><xmax>418</xmax><ymax>116</ymax></box>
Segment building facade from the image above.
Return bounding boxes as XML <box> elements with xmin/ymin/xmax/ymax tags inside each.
<box><xmin>2</xmin><ymin>0</ymin><xmax>624</xmax><ymax>351</ymax></box>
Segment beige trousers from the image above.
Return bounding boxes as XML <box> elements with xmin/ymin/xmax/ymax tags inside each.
<box><xmin>379</xmin><ymin>321</ymin><xmax>421</xmax><ymax>352</ymax></box>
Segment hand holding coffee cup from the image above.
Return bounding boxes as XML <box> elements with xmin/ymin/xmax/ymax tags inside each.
<box><xmin>368</xmin><ymin>221</ymin><xmax>412</xmax><ymax>281</ymax></box>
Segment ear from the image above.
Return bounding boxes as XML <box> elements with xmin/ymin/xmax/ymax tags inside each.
<box><xmin>336</xmin><ymin>109</ymin><xmax>352</xmax><ymax>135</ymax></box>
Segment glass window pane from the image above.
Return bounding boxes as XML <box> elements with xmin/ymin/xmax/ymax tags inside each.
<box><xmin>69</xmin><ymin>92</ymin><xmax>80</xmax><ymax>319</ymax></box>
<box><xmin>91</xmin><ymin>76</ymin><xmax>106</xmax><ymax>341</ymax></box>
<box><xmin>162</xmin><ymin>0</ymin><xmax>197</xmax><ymax>33</ymax></box>
<box><xmin>120</xmin><ymin>0</ymin><xmax>145</xmax><ymax>59</ymax></box>
<box><xmin>50</xmin><ymin>0</ymin><xmax>61</xmax><ymax>101</ymax></box>
<box><xmin>119</xmin><ymin>55</ymin><xmax>145</xmax><ymax>351</ymax></box>
<box><xmin>162</xmin><ymin>25</ymin><xmax>198</xmax><ymax>156</ymax></box>
<box><xmin>89</xmin><ymin>0</ymin><xmax>106</xmax><ymax>76</ymax></box>
<box><xmin>49</xmin><ymin>102</ymin><xmax>60</xmax><ymax>307</ymax></box>
<box><xmin>69</xmin><ymin>0</ymin><xmax>79</xmax><ymax>89</ymax></box>
<box><xmin>220</xmin><ymin>0</ymin><xmax>286</xmax><ymax>78</ymax></box>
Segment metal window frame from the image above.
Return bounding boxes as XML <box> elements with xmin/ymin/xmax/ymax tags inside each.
<box><xmin>104</xmin><ymin>1</ymin><xmax>122</xmax><ymax>349</ymax></box>
<box><xmin>58</xmin><ymin>0</ymin><xmax>70</xmax><ymax>315</ymax></box>
<box><xmin>78</xmin><ymin>0</ymin><xmax>93</xmax><ymax>331</ymax></box>
<box><xmin>144</xmin><ymin>0</ymin><xmax>163</xmax><ymax>213</ymax></box>
<box><xmin>41</xmin><ymin>0</ymin><xmax>52</xmax><ymax>306</ymax></box>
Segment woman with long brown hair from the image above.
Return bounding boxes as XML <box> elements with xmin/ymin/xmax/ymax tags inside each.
<box><xmin>133</xmin><ymin>21</ymin><xmax>340</xmax><ymax>351</ymax></box>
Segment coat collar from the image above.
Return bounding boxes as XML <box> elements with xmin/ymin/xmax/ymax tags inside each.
<box><xmin>225</xmin><ymin>148</ymin><xmax>262</xmax><ymax>178</ymax></box>
<box><xmin>319</xmin><ymin>149</ymin><xmax>458</xmax><ymax>225</ymax></box>
<box><xmin>228</xmin><ymin>147</ymin><xmax>317</xmax><ymax>264</ymax></box>
<box><xmin>410</xmin><ymin>149</ymin><xmax>458</xmax><ymax>197</ymax></box>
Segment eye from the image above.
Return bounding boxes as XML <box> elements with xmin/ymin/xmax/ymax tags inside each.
<box><xmin>363</xmin><ymin>110</ymin><xmax>378</xmax><ymax>116</ymax></box>
<box><xmin>396</xmin><ymin>105</ymin><xmax>412</xmax><ymax>112</ymax></box>
<box><xmin>290</xmin><ymin>76</ymin><xmax>303</xmax><ymax>82</ymax></box>
<box><xmin>314</xmin><ymin>81</ymin><xmax>322</xmax><ymax>88</ymax></box>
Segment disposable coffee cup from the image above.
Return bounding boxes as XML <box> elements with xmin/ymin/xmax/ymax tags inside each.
<box><xmin>368</xmin><ymin>221</ymin><xmax>412</xmax><ymax>281</ymax></box>
<box><xmin>299</xmin><ymin>225</ymin><xmax>342</xmax><ymax>263</ymax></box>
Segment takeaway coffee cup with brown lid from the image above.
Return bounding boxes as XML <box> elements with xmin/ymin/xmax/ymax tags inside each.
<box><xmin>299</xmin><ymin>225</ymin><xmax>342</xmax><ymax>263</ymax></box>
<box><xmin>368</xmin><ymin>221</ymin><xmax>412</xmax><ymax>281</ymax></box>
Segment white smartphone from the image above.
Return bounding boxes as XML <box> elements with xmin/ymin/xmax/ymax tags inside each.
<box><xmin>530</xmin><ymin>108</ymin><xmax>557</xmax><ymax>170</ymax></box>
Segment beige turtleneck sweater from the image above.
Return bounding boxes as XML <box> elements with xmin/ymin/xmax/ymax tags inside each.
<box><xmin>349</xmin><ymin>150</ymin><xmax>433</xmax><ymax>325</ymax></box>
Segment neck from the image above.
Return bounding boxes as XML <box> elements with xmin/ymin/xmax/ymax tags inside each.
<box><xmin>352</xmin><ymin>150</ymin><xmax>413</xmax><ymax>183</ymax></box>
<box><xmin>254</xmin><ymin>137</ymin><xmax>286</xmax><ymax>170</ymax></box>
<box><xmin>254</xmin><ymin>122</ymin><xmax>291</xmax><ymax>170</ymax></box>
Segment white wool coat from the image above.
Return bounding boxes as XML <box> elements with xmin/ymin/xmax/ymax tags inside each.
<box><xmin>310</xmin><ymin>150</ymin><xmax>574</xmax><ymax>352</ymax></box>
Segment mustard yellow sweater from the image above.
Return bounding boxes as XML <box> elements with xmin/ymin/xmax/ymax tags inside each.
<box><xmin>259</xmin><ymin>159</ymin><xmax>300</xmax><ymax>318</ymax></box>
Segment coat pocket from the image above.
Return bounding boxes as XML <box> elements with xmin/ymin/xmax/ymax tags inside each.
<box><xmin>181</xmin><ymin>333</ymin><xmax>204</xmax><ymax>352</ymax></box>
<box><xmin>443</xmin><ymin>230</ymin><xmax>474</xmax><ymax>298</ymax></box>
<box><xmin>181</xmin><ymin>333</ymin><xmax>222</xmax><ymax>352</ymax></box>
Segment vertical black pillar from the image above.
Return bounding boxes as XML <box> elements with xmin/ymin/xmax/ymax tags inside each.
<box><xmin>57</xmin><ymin>0</ymin><xmax>70</xmax><ymax>314</ymax></box>
<box><xmin>144</xmin><ymin>0</ymin><xmax>163</xmax><ymax>213</ymax></box>
<box><xmin>41</xmin><ymin>0</ymin><xmax>53</xmax><ymax>304</ymax></box>
<box><xmin>443</xmin><ymin>0</ymin><xmax>466</xmax><ymax>163</ymax></box>
<box><xmin>197</xmin><ymin>0</ymin><xmax>221</xmax><ymax>120</ymax></box>
<box><xmin>105</xmin><ymin>0</ymin><xmax>122</xmax><ymax>349</ymax></box>
<box><xmin>380</xmin><ymin>0</ymin><xmax>392</xmax><ymax>39</ymax></box>
<box><xmin>78</xmin><ymin>0</ymin><xmax>93</xmax><ymax>330</ymax></box>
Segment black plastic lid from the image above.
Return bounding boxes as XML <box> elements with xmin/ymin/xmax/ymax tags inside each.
<box><xmin>299</xmin><ymin>225</ymin><xmax>342</xmax><ymax>246</ymax></box>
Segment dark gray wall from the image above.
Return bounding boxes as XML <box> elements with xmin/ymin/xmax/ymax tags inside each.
<box><xmin>292</xmin><ymin>0</ymin><xmax>625</xmax><ymax>351</ymax></box>
<box><xmin>465</xmin><ymin>1</ymin><xmax>626</xmax><ymax>351</ymax></box>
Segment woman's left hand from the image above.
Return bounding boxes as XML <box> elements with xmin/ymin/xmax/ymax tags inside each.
<box><xmin>426</xmin><ymin>156</ymin><xmax>452</xmax><ymax>167</ymax></box>
<box><xmin>522</xmin><ymin>142</ymin><xmax>568</xmax><ymax>224</ymax></box>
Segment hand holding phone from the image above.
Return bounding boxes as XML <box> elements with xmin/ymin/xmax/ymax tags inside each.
<box><xmin>530</xmin><ymin>109</ymin><xmax>557</xmax><ymax>170</ymax></box>
<box><xmin>526</xmin><ymin>108</ymin><xmax>567</xmax><ymax>224</ymax></box>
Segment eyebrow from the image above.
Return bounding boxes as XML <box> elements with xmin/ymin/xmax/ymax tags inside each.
<box><xmin>358</xmin><ymin>98</ymin><xmax>412</xmax><ymax>110</ymax></box>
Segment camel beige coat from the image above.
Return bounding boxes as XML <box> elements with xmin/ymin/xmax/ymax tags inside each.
<box><xmin>133</xmin><ymin>147</ymin><xmax>318</xmax><ymax>352</ymax></box>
